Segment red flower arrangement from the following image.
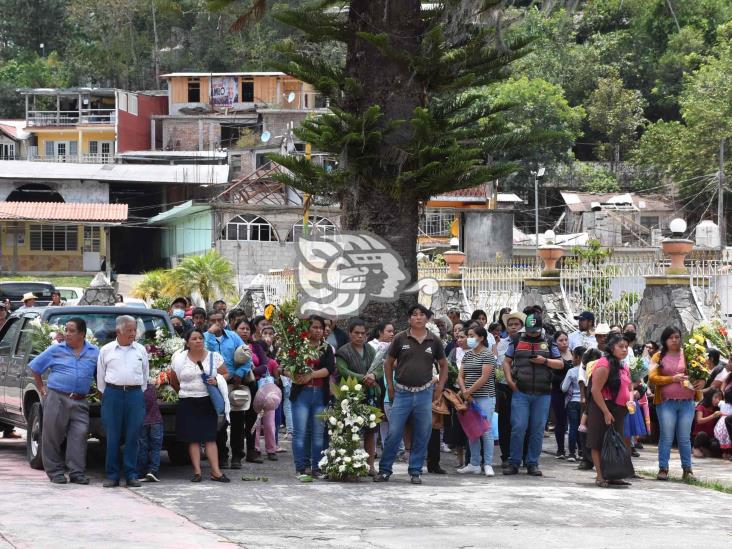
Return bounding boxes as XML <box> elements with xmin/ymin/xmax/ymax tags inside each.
<box><xmin>266</xmin><ymin>299</ymin><xmax>321</xmax><ymax>377</ymax></box>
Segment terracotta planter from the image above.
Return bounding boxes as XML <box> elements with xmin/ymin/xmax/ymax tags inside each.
<box><xmin>537</xmin><ymin>245</ymin><xmax>564</xmax><ymax>276</ymax></box>
<box><xmin>661</xmin><ymin>239</ymin><xmax>693</xmax><ymax>274</ymax></box>
<box><xmin>443</xmin><ymin>250</ymin><xmax>465</xmax><ymax>277</ymax></box>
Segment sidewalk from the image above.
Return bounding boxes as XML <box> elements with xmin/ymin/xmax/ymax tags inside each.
<box><xmin>0</xmin><ymin>439</ymin><xmax>227</xmax><ymax>549</ymax></box>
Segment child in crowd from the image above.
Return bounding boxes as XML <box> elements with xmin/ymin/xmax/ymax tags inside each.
<box><xmin>561</xmin><ymin>345</ymin><xmax>586</xmax><ymax>462</ymax></box>
<box><xmin>229</xmin><ymin>346</ymin><xmax>253</xmax><ymax>385</ymax></box>
<box><xmin>137</xmin><ymin>375</ymin><xmax>164</xmax><ymax>482</ymax></box>
<box><xmin>693</xmin><ymin>388</ymin><xmax>723</xmax><ymax>458</ymax></box>
<box><xmin>713</xmin><ymin>386</ymin><xmax>732</xmax><ymax>459</ymax></box>
<box><xmin>624</xmin><ymin>374</ymin><xmax>648</xmax><ymax>456</ymax></box>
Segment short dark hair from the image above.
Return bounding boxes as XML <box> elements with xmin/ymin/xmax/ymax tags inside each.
<box><xmin>471</xmin><ymin>309</ymin><xmax>487</xmax><ymax>321</ymax></box>
<box><xmin>708</xmin><ymin>349</ymin><xmax>721</xmax><ymax>366</ymax></box>
<box><xmin>467</xmin><ymin>324</ymin><xmax>490</xmax><ymax>347</ymax></box>
<box><xmin>192</xmin><ymin>307</ymin><xmax>207</xmax><ymax>318</ymax></box>
<box><xmin>408</xmin><ymin>304</ymin><xmax>433</xmax><ymax>318</ymax></box>
<box><xmin>487</xmin><ymin>322</ymin><xmax>501</xmax><ymax>333</ymax></box>
<box><xmin>67</xmin><ymin>317</ymin><xmax>87</xmax><ymax>335</ymax></box>
<box><xmin>582</xmin><ymin>348</ymin><xmax>602</xmax><ymax>365</ymax></box>
<box><xmin>183</xmin><ymin>327</ymin><xmax>205</xmax><ymax>344</ymax></box>
<box><xmin>348</xmin><ymin>318</ymin><xmax>367</xmax><ymax>333</ymax></box>
<box><xmin>208</xmin><ymin>309</ymin><xmax>224</xmax><ymax>319</ymax></box>
<box><xmin>233</xmin><ymin>319</ymin><xmax>250</xmax><ymax>332</ymax></box>
<box><xmin>309</xmin><ymin>315</ymin><xmax>326</xmax><ymax>329</ymax></box>
<box><xmin>251</xmin><ymin>315</ymin><xmax>267</xmax><ymax>330</ymax></box>
<box><xmin>227</xmin><ymin>308</ymin><xmax>245</xmax><ymax>320</ymax></box>
<box><xmin>51</xmin><ymin>290</ymin><xmax>61</xmax><ymax>297</ymax></box>
<box><xmin>572</xmin><ymin>345</ymin><xmax>587</xmax><ymax>360</ymax></box>
<box><xmin>213</xmin><ymin>299</ymin><xmax>226</xmax><ymax>308</ymax></box>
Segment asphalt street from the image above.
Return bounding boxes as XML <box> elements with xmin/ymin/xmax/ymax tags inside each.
<box><xmin>0</xmin><ymin>434</ymin><xmax>730</xmax><ymax>549</ymax></box>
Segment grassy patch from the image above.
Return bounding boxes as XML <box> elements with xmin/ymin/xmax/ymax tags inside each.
<box><xmin>637</xmin><ymin>469</ymin><xmax>732</xmax><ymax>494</ymax></box>
<box><xmin>0</xmin><ymin>275</ymin><xmax>93</xmax><ymax>287</ymax></box>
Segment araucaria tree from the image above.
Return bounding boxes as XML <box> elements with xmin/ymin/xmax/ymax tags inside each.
<box><xmin>218</xmin><ymin>0</ymin><xmax>536</xmax><ymax>323</ymax></box>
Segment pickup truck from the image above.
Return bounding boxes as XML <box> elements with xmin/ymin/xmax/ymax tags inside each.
<box><xmin>0</xmin><ymin>306</ymin><xmax>188</xmax><ymax>469</ymax></box>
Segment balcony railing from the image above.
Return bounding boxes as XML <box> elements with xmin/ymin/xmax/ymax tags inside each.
<box><xmin>26</xmin><ymin>109</ymin><xmax>116</xmax><ymax>127</ymax></box>
<box><xmin>3</xmin><ymin>153</ymin><xmax>114</xmax><ymax>164</ymax></box>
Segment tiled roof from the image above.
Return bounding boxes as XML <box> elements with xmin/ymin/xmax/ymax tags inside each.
<box><xmin>431</xmin><ymin>184</ymin><xmax>523</xmax><ymax>203</ymax></box>
<box><xmin>0</xmin><ymin>202</ymin><xmax>128</xmax><ymax>222</ymax></box>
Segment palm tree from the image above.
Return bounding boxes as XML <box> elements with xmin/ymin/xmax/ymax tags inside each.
<box><xmin>132</xmin><ymin>268</ymin><xmax>174</xmax><ymax>301</ymax></box>
<box><xmin>168</xmin><ymin>250</ymin><xmax>237</xmax><ymax>308</ymax></box>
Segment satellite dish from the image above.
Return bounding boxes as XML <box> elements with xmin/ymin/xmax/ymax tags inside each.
<box><xmin>261</xmin><ymin>131</ymin><xmax>271</xmax><ymax>143</ymax></box>
<box><xmin>286</xmin><ymin>92</ymin><xmax>296</xmax><ymax>104</ymax></box>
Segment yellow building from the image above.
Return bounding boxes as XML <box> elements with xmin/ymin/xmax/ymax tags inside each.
<box><xmin>18</xmin><ymin>88</ymin><xmax>117</xmax><ymax>162</ymax></box>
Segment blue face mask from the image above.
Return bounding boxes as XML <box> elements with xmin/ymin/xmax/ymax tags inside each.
<box><xmin>171</xmin><ymin>309</ymin><xmax>185</xmax><ymax>319</ymax></box>
<box><xmin>467</xmin><ymin>337</ymin><xmax>478</xmax><ymax>349</ymax></box>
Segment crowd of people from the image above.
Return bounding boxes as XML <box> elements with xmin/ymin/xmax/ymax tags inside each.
<box><xmin>23</xmin><ymin>295</ymin><xmax>732</xmax><ymax>487</ymax></box>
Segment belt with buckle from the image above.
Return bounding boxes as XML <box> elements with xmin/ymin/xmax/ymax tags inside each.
<box><xmin>106</xmin><ymin>383</ymin><xmax>142</xmax><ymax>391</ymax></box>
<box><xmin>395</xmin><ymin>381</ymin><xmax>434</xmax><ymax>393</ymax></box>
<box><xmin>50</xmin><ymin>388</ymin><xmax>87</xmax><ymax>401</ymax></box>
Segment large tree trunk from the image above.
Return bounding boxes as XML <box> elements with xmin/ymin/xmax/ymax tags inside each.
<box><xmin>341</xmin><ymin>0</ymin><xmax>424</xmax><ymax>328</ymax></box>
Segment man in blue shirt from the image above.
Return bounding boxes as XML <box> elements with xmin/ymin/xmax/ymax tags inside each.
<box><xmin>29</xmin><ymin>318</ymin><xmax>99</xmax><ymax>484</ymax></box>
<box><xmin>204</xmin><ymin>309</ymin><xmax>247</xmax><ymax>466</ymax></box>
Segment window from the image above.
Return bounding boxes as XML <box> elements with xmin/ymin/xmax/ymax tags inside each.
<box><xmin>101</xmin><ymin>142</ymin><xmax>112</xmax><ymax>155</ymax></box>
<box><xmin>83</xmin><ymin>226</ymin><xmax>101</xmax><ymax>252</ymax></box>
<box><xmin>0</xmin><ymin>318</ymin><xmax>21</xmax><ymax>356</ymax></box>
<box><xmin>241</xmin><ymin>80</ymin><xmax>254</xmax><ymax>102</ymax></box>
<box><xmin>286</xmin><ymin>216</ymin><xmax>338</xmax><ymax>242</ymax></box>
<box><xmin>188</xmin><ymin>79</ymin><xmax>200</xmax><ymax>102</ymax></box>
<box><xmin>118</xmin><ymin>92</ymin><xmax>128</xmax><ymax>112</ymax></box>
<box><xmin>128</xmin><ymin>93</ymin><xmax>138</xmax><ymax>115</ymax></box>
<box><xmin>640</xmin><ymin>216</ymin><xmax>660</xmax><ymax>230</ymax></box>
<box><xmin>89</xmin><ymin>141</ymin><xmax>98</xmax><ymax>155</ymax></box>
<box><xmin>223</xmin><ymin>215</ymin><xmax>278</xmax><ymax>242</ymax></box>
<box><xmin>29</xmin><ymin>225</ymin><xmax>78</xmax><ymax>251</ymax></box>
<box><xmin>419</xmin><ymin>208</ymin><xmax>456</xmax><ymax>237</ymax></box>
<box><xmin>89</xmin><ymin>141</ymin><xmax>113</xmax><ymax>157</ymax></box>
<box><xmin>0</xmin><ymin>143</ymin><xmax>15</xmax><ymax>159</ymax></box>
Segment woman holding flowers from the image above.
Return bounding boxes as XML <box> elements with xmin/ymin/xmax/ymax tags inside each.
<box><xmin>648</xmin><ymin>327</ymin><xmax>705</xmax><ymax>481</ymax></box>
<box><xmin>290</xmin><ymin>315</ymin><xmax>335</xmax><ymax>479</ymax></box>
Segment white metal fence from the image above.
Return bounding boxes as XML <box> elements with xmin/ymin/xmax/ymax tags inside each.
<box><xmin>255</xmin><ymin>258</ymin><xmax>732</xmax><ymax>326</ymax></box>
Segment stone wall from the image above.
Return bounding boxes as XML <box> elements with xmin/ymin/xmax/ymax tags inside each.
<box><xmin>0</xmin><ymin>179</ymin><xmax>108</xmax><ymax>203</ymax></box>
<box><xmin>636</xmin><ymin>279</ymin><xmax>706</xmax><ymax>343</ymax></box>
<box><xmin>0</xmin><ymin>253</ymin><xmax>83</xmax><ymax>272</ymax></box>
<box><xmin>518</xmin><ymin>279</ymin><xmax>576</xmax><ymax>332</ymax></box>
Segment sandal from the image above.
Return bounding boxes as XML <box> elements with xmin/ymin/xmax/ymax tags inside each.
<box><xmin>595</xmin><ymin>479</ymin><xmax>609</xmax><ymax>488</ymax></box>
<box><xmin>210</xmin><ymin>473</ymin><xmax>231</xmax><ymax>483</ymax></box>
<box><xmin>190</xmin><ymin>473</ymin><xmax>202</xmax><ymax>483</ymax></box>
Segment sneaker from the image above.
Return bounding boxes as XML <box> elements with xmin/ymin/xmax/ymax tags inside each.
<box><xmin>566</xmin><ymin>454</ymin><xmax>577</xmax><ymax>463</ymax></box>
<box><xmin>410</xmin><ymin>474</ymin><xmax>422</xmax><ymax>485</ymax></box>
<box><xmin>69</xmin><ymin>475</ymin><xmax>90</xmax><ymax>485</ymax></box>
<box><xmin>484</xmin><ymin>465</ymin><xmax>495</xmax><ymax>477</ymax></box>
<box><xmin>502</xmin><ymin>465</ymin><xmax>519</xmax><ymax>475</ymax></box>
<box><xmin>50</xmin><ymin>475</ymin><xmax>68</xmax><ymax>484</ymax></box>
<box><xmin>145</xmin><ymin>472</ymin><xmax>160</xmax><ymax>483</ymax></box>
<box><xmin>126</xmin><ymin>478</ymin><xmax>143</xmax><ymax>488</ymax></box>
<box><xmin>297</xmin><ymin>474</ymin><xmax>313</xmax><ymax>482</ymax></box>
<box><xmin>373</xmin><ymin>472</ymin><xmax>390</xmax><ymax>483</ymax></box>
<box><xmin>526</xmin><ymin>465</ymin><xmax>543</xmax><ymax>477</ymax></box>
<box><xmin>456</xmin><ymin>464</ymin><xmax>482</xmax><ymax>475</ymax></box>
<box><xmin>440</xmin><ymin>443</ymin><xmax>450</xmax><ymax>453</ymax></box>
<box><xmin>555</xmin><ymin>451</ymin><xmax>565</xmax><ymax>460</ymax></box>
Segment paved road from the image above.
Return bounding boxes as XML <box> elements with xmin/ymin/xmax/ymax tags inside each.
<box><xmin>1</xmin><ymin>435</ymin><xmax>730</xmax><ymax>548</ymax></box>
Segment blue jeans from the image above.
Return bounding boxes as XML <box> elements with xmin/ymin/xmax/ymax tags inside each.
<box><xmin>101</xmin><ymin>386</ymin><xmax>145</xmax><ymax>481</ymax></box>
<box><xmin>509</xmin><ymin>390</ymin><xmax>551</xmax><ymax>467</ymax></box>
<box><xmin>282</xmin><ymin>379</ymin><xmax>293</xmax><ymax>434</ymax></box>
<box><xmin>469</xmin><ymin>396</ymin><xmax>496</xmax><ymax>468</ymax></box>
<box><xmin>291</xmin><ymin>386</ymin><xmax>326</xmax><ymax>472</ymax></box>
<box><xmin>566</xmin><ymin>401</ymin><xmax>582</xmax><ymax>455</ymax></box>
<box><xmin>657</xmin><ymin>399</ymin><xmax>695</xmax><ymax>470</ymax></box>
<box><xmin>379</xmin><ymin>387</ymin><xmax>434</xmax><ymax>476</ymax></box>
<box><xmin>136</xmin><ymin>423</ymin><xmax>163</xmax><ymax>476</ymax></box>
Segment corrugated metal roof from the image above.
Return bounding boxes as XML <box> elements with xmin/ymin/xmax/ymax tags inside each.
<box><xmin>161</xmin><ymin>72</ymin><xmax>287</xmax><ymax>78</ymax></box>
<box><xmin>0</xmin><ymin>202</ymin><xmax>128</xmax><ymax>222</ymax></box>
<box><xmin>431</xmin><ymin>184</ymin><xmax>523</xmax><ymax>203</ymax></box>
<box><xmin>560</xmin><ymin>191</ymin><xmax>674</xmax><ymax>213</ymax></box>
<box><xmin>0</xmin><ymin>161</ymin><xmax>229</xmax><ymax>185</ymax></box>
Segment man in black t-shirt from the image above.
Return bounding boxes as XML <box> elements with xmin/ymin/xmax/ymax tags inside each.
<box><xmin>374</xmin><ymin>304</ymin><xmax>448</xmax><ymax>485</ymax></box>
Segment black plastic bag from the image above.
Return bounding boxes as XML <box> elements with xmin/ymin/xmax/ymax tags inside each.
<box><xmin>600</xmin><ymin>425</ymin><xmax>635</xmax><ymax>480</ymax></box>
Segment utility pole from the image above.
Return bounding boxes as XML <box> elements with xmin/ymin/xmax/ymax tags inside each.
<box><xmin>532</xmin><ymin>167</ymin><xmax>545</xmax><ymax>253</ymax></box>
<box><xmin>719</xmin><ymin>138</ymin><xmax>726</xmax><ymax>250</ymax></box>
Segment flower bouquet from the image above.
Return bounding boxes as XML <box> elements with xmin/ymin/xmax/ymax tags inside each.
<box><xmin>318</xmin><ymin>377</ymin><xmax>384</xmax><ymax>480</ymax></box>
<box><xmin>145</xmin><ymin>328</ymin><xmax>184</xmax><ymax>403</ymax></box>
<box><xmin>629</xmin><ymin>355</ymin><xmax>646</xmax><ymax>382</ymax></box>
<box><xmin>266</xmin><ymin>299</ymin><xmax>320</xmax><ymax>379</ymax></box>
<box><xmin>697</xmin><ymin>320</ymin><xmax>732</xmax><ymax>359</ymax></box>
<box><xmin>683</xmin><ymin>330</ymin><xmax>710</xmax><ymax>390</ymax></box>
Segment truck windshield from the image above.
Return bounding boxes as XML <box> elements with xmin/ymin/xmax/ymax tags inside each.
<box><xmin>45</xmin><ymin>312</ymin><xmax>168</xmax><ymax>345</ymax></box>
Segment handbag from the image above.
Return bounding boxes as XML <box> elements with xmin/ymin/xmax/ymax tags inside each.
<box><xmin>198</xmin><ymin>353</ymin><xmax>226</xmax><ymax>415</ymax></box>
<box><xmin>457</xmin><ymin>401</ymin><xmax>491</xmax><ymax>442</ymax></box>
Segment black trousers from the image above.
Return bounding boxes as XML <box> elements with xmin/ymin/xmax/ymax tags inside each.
<box><xmin>496</xmin><ymin>383</ymin><xmax>512</xmax><ymax>462</ymax></box>
<box><xmin>217</xmin><ymin>381</ymin><xmax>258</xmax><ymax>463</ymax></box>
<box><xmin>427</xmin><ymin>428</ymin><xmax>441</xmax><ymax>469</ymax></box>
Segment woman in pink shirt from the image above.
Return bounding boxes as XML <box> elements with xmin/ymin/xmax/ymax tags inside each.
<box><xmin>649</xmin><ymin>327</ymin><xmax>705</xmax><ymax>481</ymax></box>
<box><xmin>586</xmin><ymin>334</ymin><xmax>632</xmax><ymax>487</ymax></box>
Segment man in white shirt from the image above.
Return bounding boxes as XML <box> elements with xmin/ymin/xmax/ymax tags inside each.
<box><xmin>568</xmin><ymin>311</ymin><xmax>597</xmax><ymax>351</ymax></box>
<box><xmin>97</xmin><ymin>315</ymin><xmax>149</xmax><ymax>488</ymax></box>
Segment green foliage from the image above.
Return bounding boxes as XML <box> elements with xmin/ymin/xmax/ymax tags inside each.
<box><xmin>572</xmin><ymin>163</ymin><xmax>621</xmax><ymax>193</ymax></box>
<box><xmin>566</xmin><ymin>239</ymin><xmax>613</xmax><ymax>267</ymax></box>
<box><xmin>132</xmin><ymin>269</ymin><xmax>174</xmax><ymax>302</ymax></box>
<box><xmin>167</xmin><ymin>250</ymin><xmax>237</xmax><ymax>308</ymax></box>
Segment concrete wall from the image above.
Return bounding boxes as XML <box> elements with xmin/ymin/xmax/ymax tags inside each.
<box><xmin>117</xmin><ymin>94</ymin><xmax>168</xmax><ymax>152</ymax></box>
<box><xmin>0</xmin><ymin>179</ymin><xmax>108</xmax><ymax>203</ymax></box>
<box><xmin>462</xmin><ymin>210</ymin><xmax>514</xmax><ymax>264</ymax></box>
<box><xmin>260</xmin><ymin>111</ymin><xmax>309</xmax><ymax>140</ymax></box>
<box><xmin>161</xmin><ymin>119</ymin><xmax>221</xmax><ymax>151</ymax></box>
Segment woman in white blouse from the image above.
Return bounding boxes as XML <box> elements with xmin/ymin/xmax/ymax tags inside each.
<box><xmin>169</xmin><ymin>328</ymin><xmax>230</xmax><ymax>483</ymax></box>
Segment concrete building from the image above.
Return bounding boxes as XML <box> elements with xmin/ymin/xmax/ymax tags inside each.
<box><xmin>0</xmin><ymin>121</ymin><xmax>31</xmax><ymax>160</ymax></box>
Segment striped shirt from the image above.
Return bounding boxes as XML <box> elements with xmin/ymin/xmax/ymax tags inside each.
<box><xmin>462</xmin><ymin>348</ymin><xmax>496</xmax><ymax>397</ymax></box>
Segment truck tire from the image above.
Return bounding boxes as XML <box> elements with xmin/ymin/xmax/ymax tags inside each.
<box><xmin>166</xmin><ymin>441</ymin><xmax>190</xmax><ymax>466</ymax></box>
<box><xmin>26</xmin><ymin>402</ymin><xmax>44</xmax><ymax>470</ymax></box>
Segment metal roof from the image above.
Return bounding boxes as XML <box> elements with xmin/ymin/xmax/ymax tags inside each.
<box><xmin>431</xmin><ymin>184</ymin><xmax>523</xmax><ymax>203</ymax></box>
<box><xmin>0</xmin><ymin>202</ymin><xmax>128</xmax><ymax>222</ymax></box>
<box><xmin>148</xmin><ymin>200</ymin><xmax>211</xmax><ymax>224</ymax></box>
<box><xmin>161</xmin><ymin>72</ymin><xmax>288</xmax><ymax>78</ymax></box>
<box><xmin>17</xmin><ymin>87</ymin><xmax>117</xmax><ymax>96</ymax></box>
<box><xmin>0</xmin><ymin>160</ymin><xmax>229</xmax><ymax>185</ymax></box>
<box><xmin>560</xmin><ymin>191</ymin><xmax>674</xmax><ymax>213</ymax></box>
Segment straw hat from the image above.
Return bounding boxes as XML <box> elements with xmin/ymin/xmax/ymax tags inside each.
<box><xmin>501</xmin><ymin>311</ymin><xmax>526</xmax><ymax>326</ymax></box>
<box><xmin>594</xmin><ymin>323</ymin><xmax>611</xmax><ymax>336</ymax></box>
<box><xmin>22</xmin><ymin>292</ymin><xmax>37</xmax><ymax>302</ymax></box>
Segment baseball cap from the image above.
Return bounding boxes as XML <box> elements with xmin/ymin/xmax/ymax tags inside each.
<box><xmin>575</xmin><ymin>311</ymin><xmax>595</xmax><ymax>322</ymax></box>
<box><xmin>525</xmin><ymin>314</ymin><xmax>543</xmax><ymax>333</ymax></box>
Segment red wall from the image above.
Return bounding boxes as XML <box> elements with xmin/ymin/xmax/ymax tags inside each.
<box><xmin>117</xmin><ymin>94</ymin><xmax>168</xmax><ymax>152</ymax></box>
